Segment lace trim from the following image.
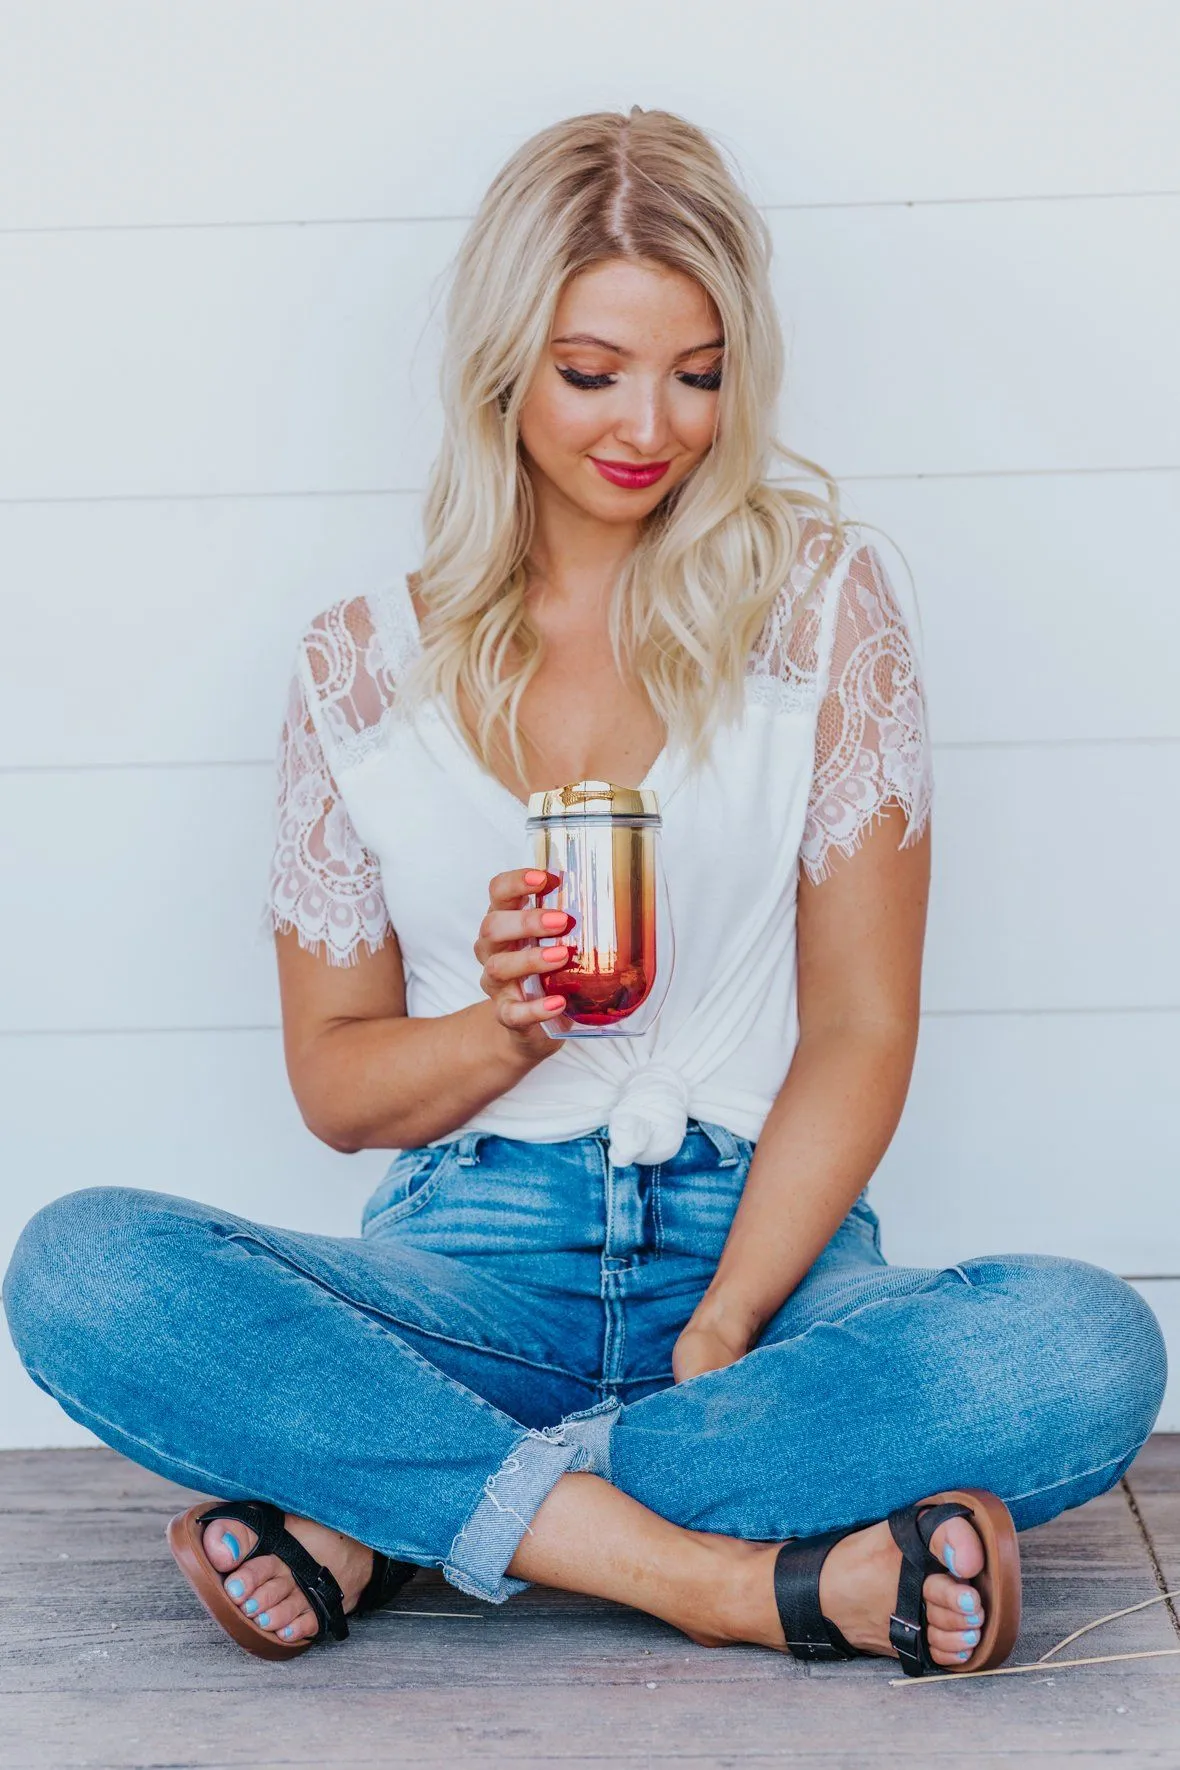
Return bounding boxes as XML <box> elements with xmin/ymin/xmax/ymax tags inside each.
<box><xmin>304</xmin><ymin>583</ymin><xmax>421</xmax><ymax>772</ymax></box>
<box><xmin>263</xmin><ymin>669</ymin><xmax>392</xmax><ymax>966</ymax></box>
<box><xmin>800</xmin><ymin>539</ymin><xmax>934</xmax><ymax>885</ymax></box>
<box><xmin>743</xmin><ymin>519</ymin><xmax>835</xmax><ymax>715</ymax></box>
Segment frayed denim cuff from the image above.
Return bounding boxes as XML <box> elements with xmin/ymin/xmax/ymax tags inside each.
<box><xmin>443</xmin><ymin>1399</ymin><xmax>622</xmax><ymax>1603</ymax></box>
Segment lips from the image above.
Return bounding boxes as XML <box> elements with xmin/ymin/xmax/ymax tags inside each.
<box><xmin>589</xmin><ymin>457</ymin><xmax>671</xmax><ymax>490</ymax></box>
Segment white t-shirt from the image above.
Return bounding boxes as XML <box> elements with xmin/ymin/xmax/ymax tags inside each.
<box><xmin>264</xmin><ymin>515</ymin><xmax>933</xmax><ymax>1166</ymax></box>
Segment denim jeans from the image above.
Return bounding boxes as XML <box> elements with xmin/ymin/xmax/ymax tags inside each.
<box><xmin>4</xmin><ymin>1120</ymin><xmax>1167</xmax><ymax>1603</ymax></box>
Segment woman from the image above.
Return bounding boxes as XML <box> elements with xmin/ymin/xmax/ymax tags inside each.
<box><xmin>4</xmin><ymin>108</ymin><xmax>1165</xmax><ymax>1676</ymax></box>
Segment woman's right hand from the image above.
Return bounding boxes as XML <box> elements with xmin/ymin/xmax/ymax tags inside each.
<box><xmin>474</xmin><ymin>868</ymin><xmax>573</xmax><ymax>1060</ymax></box>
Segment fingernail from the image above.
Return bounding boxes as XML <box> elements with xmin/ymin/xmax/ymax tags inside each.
<box><xmin>222</xmin><ymin>1531</ymin><xmax>240</xmax><ymax>1561</ymax></box>
<box><xmin>244</xmin><ymin>1598</ymin><xmax>259</xmax><ymax>1615</ymax></box>
<box><xmin>541</xmin><ymin>911</ymin><xmax>569</xmax><ymax>930</ymax></box>
<box><xmin>958</xmin><ymin>1591</ymin><xmax>976</xmax><ymax>1613</ymax></box>
<box><xmin>962</xmin><ymin>1629</ymin><xmax>980</xmax><ymax>1646</ymax></box>
<box><xmin>958</xmin><ymin>1650</ymin><xmax>970</xmax><ymax>1661</ymax></box>
<box><xmin>257</xmin><ymin>1612</ymin><xmax>271</xmax><ymax>1628</ymax></box>
<box><xmin>226</xmin><ymin>1578</ymin><xmax>245</xmax><ymax>1598</ymax></box>
<box><xmin>943</xmin><ymin>1543</ymin><xmax>958</xmax><ymax>1575</ymax></box>
<box><xmin>282</xmin><ymin>1625</ymin><xmax>295</xmax><ymax>1638</ymax></box>
<box><xmin>524</xmin><ymin>871</ymin><xmax>546</xmax><ymax>886</ymax></box>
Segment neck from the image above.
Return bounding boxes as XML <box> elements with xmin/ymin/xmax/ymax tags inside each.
<box><xmin>526</xmin><ymin>466</ymin><xmax>640</xmax><ymax>609</ymax></box>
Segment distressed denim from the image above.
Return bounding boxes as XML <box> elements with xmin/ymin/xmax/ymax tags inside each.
<box><xmin>4</xmin><ymin>1119</ymin><xmax>1167</xmax><ymax>1603</ymax></box>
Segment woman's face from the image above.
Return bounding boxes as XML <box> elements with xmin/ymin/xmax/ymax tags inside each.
<box><xmin>517</xmin><ymin>258</ymin><xmax>723</xmax><ymax>527</ymax></box>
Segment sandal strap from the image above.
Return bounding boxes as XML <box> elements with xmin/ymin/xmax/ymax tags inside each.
<box><xmin>197</xmin><ymin>1500</ymin><xmax>350</xmax><ymax>1643</ymax></box>
<box><xmin>773</xmin><ymin>1527</ymin><xmax>865</xmax><ymax>1663</ymax></box>
<box><xmin>886</xmin><ymin>1500</ymin><xmax>972</xmax><ymax>1677</ymax></box>
<box><xmin>355</xmin><ymin>1551</ymin><xmax>419</xmax><ymax>1616</ymax></box>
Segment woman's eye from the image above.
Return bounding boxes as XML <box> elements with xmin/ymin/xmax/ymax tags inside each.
<box><xmin>678</xmin><ymin>368</ymin><xmax>723</xmax><ymax>392</ymax></box>
<box><xmin>557</xmin><ymin>366</ymin><xmax>616</xmax><ymax>390</ymax></box>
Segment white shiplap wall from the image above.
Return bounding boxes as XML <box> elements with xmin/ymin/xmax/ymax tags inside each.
<box><xmin>2</xmin><ymin>0</ymin><xmax>1178</xmax><ymax>1445</ymax></box>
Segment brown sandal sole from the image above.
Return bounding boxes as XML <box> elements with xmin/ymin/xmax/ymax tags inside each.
<box><xmin>922</xmin><ymin>1487</ymin><xmax>1022</xmax><ymax>1672</ymax></box>
<box><xmin>167</xmin><ymin>1504</ymin><xmax>310</xmax><ymax>1662</ymax></box>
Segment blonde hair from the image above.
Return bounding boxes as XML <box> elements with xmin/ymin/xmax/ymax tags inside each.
<box><xmin>402</xmin><ymin>106</ymin><xmax>852</xmax><ymax>784</ymax></box>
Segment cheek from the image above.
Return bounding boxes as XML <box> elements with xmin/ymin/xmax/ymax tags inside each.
<box><xmin>519</xmin><ymin>385</ymin><xmax>608</xmax><ymax>464</ymax></box>
<box><xmin>671</xmin><ymin>394</ymin><xmax>720</xmax><ymax>458</ymax></box>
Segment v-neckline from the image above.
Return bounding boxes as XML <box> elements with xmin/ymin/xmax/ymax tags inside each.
<box><xmin>388</xmin><ymin>574</ymin><xmax>679</xmax><ymax>835</ymax></box>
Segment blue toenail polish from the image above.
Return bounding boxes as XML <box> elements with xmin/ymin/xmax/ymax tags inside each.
<box><xmin>944</xmin><ymin>1544</ymin><xmax>958</xmax><ymax>1575</ymax></box>
<box><xmin>958</xmin><ymin>1650</ymin><xmax>970</xmax><ymax>1661</ymax></box>
<box><xmin>962</xmin><ymin>1629</ymin><xmax>979</xmax><ymax>1646</ymax></box>
<box><xmin>258</xmin><ymin>1613</ymin><xmax>270</xmax><ymax>1628</ymax></box>
<box><xmin>244</xmin><ymin>1598</ymin><xmax>258</xmax><ymax>1615</ymax></box>
<box><xmin>226</xmin><ymin>1578</ymin><xmax>244</xmax><ymax>1598</ymax></box>
<box><xmin>222</xmin><ymin>1532</ymin><xmax>240</xmax><ymax>1561</ymax></box>
<box><xmin>958</xmin><ymin>1591</ymin><xmax>975</xmax><ymax>1612</ymax></box>
<box><xmin>282</xmin><ymin>1625</ymin><xmax>294</xmax><ymax>1638</ymax></box>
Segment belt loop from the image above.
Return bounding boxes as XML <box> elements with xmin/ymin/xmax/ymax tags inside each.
<box><xmin>695</xmin><ymin>1120</ymin><xmax>741</xmax><ymax>1167</ymax></box>
<box><xmin>455</xmin><ymin>1133</ymin><xmax>486</xmax><ymax>1167</ymax></box>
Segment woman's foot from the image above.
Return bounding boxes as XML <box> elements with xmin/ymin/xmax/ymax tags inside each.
<box><xmin>201</xmin><ymin>1512</ymin><xmax>374</xmax><ymax>1645</ymax></box>
<box><xmin>693</xmin><ymin>1511</ymin><xmax>987</xmax><ymax>1668</ymax></box>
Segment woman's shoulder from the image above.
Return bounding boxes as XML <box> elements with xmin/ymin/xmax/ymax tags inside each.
<box><xmin>291</xmin><ymin>580</ymin><xmax>418</xmax><ymax>764</ymax></box>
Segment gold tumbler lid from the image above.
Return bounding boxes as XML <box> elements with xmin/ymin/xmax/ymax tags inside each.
<box><xmin>526</xmin><ymin>779</ymin><xmax>661</xmax><ymax>820</ymax></box>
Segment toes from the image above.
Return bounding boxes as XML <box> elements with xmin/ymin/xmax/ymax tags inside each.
<box><xmin>928</xmin><ymin>1515</ymin><xmax>984</xmax><ymax>1582</ymax></box>
<box><xmin>927</xmin><ymin>1623</ymin><xmax>982</xmax><ymax>1667</ymax></box>
<box><xmin>924</xmin><ymin>1571</ymin><xmax>984</xmax><ymax>1631</ymax></box>
<box><xmin>252</xmin><ymin>1591</ymin><xmax>312</xmax><ymax>1637</ymax></box>
<box><xmin>222</xmin><ymin>1551</ymin><xmax>282</xmax><ymax>1607</ymax></box>
<box><xmin>203</xmin><ymin>1517</ymin><xmax>258</xmax><ymax>1574</ymax></box>
<box><xmin>244</xmin><ymin>1573</ymin><xmax>294</xmax><ymax>1619</ymax></box>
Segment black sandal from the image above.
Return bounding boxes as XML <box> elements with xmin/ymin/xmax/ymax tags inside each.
<box><xmin>167</xmin><ymin>1498</ymin><xmax>418</xmax><ymax>1661</ymax></box>
<box><xmin>773</xmin><ymin>1486</ymin><xmax>1021</xmax><ymax>1677</ymax></box>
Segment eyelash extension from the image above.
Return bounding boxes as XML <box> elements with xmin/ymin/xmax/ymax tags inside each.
<box><xmin>557</xmin><ymin>365</ymin><xmax>724</xmax><ymax>392</ymax></box>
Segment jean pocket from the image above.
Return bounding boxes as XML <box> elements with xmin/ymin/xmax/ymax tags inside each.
<box><xmin>361</xmin><ymin>1145</ymin><xmax>452</xmax><ymax>1235</ymax></box>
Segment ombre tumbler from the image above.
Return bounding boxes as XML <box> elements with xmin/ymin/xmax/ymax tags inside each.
<box><xmin>522</xmin><ymin>779</ymin><xmax>674</xmax><ymax>1039</ymax></box>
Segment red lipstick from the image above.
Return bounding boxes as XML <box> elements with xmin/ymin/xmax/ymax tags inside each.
<box><xmin>590</xmin><ymin>457</ymin><xmax>671</xmax><ymax>490</ymax></box>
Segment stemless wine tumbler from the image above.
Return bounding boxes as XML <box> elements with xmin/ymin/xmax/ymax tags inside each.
<box><xmin>522</xmin><ymin>779</ymin><xmax>674</xmax><ymax>1039</ymax></box>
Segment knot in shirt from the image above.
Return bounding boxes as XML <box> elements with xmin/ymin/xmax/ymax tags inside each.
<box><xmin>606</xmin><ymin>1062</ymin><xmax>692</xmax><ymax>1168</ymax></box>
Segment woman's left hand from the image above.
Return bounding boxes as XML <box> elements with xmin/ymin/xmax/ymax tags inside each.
<box><xmin>671</xmin><ymin>1310</ymin><xmax>753</xmax><ymax>1383</ymax></box>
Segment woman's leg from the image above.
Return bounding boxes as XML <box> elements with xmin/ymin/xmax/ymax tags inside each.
<box><xmin>2</xmin><ymin>1184</ymin><xmax>601</xmax><ymax>1631</ymax></box>
<box><xmin>602</xmin><ymin>1251</ymin><xmax>1167</xmax><ymax>1537</ymax></box>
<box><xmin>506</xmin><ymin>1241</ymin><xmax>1166</xmax><ymax>1665</ymax></box>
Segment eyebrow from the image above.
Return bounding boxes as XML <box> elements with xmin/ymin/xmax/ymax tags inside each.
<box><xmin>552</xmin><ymin>333</ymin><xmax>724</xmax><ymax>361</ymax></box>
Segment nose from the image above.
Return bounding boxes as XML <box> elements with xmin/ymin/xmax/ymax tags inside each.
<box><xmin>613</xmin><ymin>375</ymin><xmax>669</xmax><ymax>457</ymax></box>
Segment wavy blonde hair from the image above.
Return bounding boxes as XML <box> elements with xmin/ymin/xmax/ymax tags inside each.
<box><xmin>401</xmin><ymin>106</ymin><xmax>852</xmax><ymax>783</ymax></box>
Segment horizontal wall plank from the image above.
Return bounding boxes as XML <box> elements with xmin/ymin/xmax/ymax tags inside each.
<box><xmin>876</xmin><ymin>1012</ymin><xmax>1179</xmax><ymax>1274</ymax></box>
<box><xmin>1129</xmin><ymin>1284</ymin><xmax>1180</xmax><ymax>1434</ymax></box>
<box><xmin>1</xmin><ymin>1018</ymin><xmax>1175</xmax><ymax>1446</ymax></box>
<box><xmin>1</xmin><ymin>745</ymin><xmax>1174</xmax><ymax>1032</ymax></box>
<box><xmin>2</xmin><ymin>473</ymin><xmax>1177</xmax><ymax>771</ymax></box>
<box><xmin>0</xmin><ymin>0</ymin><xmax>1175</xmax><ymax>227</ymax></box>
<box><xmin>2</xmin><ymin>200</ymin><xmax>1177</xmax><ymax>503</ymax></box>
<box><xmin>0</xmin><ymin>494</ymin><xmax>424</xmax><ymax>768</ymax></box>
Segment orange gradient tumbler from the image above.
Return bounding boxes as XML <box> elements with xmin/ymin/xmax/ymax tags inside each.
<box><xmin>522</xmin><ymin>780</ymin><xmax>674</xmax><ymax>1039</ymax></box>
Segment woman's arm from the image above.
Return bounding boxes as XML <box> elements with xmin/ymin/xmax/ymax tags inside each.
<box><xmin>277</xmin><ymin>932</ymin><xmax>527</xmax><ymax>1153</ymax></box>
<box><xmin>673</xmin><ymin>802</ymin><xmax>931</xmax><ymax>1379</ymax></box>
<box><xmin>277</xmin><ymin>867</ymin><xmax>572</xmax><ymax>1153</ymax></box>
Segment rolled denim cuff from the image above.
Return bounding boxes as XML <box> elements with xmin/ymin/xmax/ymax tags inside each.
<box><xmin>442</xmin><ymin>1399</ymin><xmax>624</xmax><ymax>1604</ymax></box>
<box><xmin>443</xmin><ymin>1428</ymin><xmax>584</xmax><ymax>1603</ymax></box>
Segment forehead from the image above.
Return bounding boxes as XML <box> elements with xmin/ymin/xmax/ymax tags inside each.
<box><xmin>552</xmin><ymin>259</ymin><xmax>721</xmax><ymax>348</ymax></box>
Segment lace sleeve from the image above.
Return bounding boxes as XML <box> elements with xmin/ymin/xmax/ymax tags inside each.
<box><xmin>801</xmin><ymin>539</ymin><xmax>934</xmax><ymax>885</ymax></box>
<box><xmin>264</xmin><ymin>665</ymin><xmax>393</xmax><ymax>965</ymax></box>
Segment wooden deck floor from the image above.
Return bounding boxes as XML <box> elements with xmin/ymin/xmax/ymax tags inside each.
<box><xmin>1</xmin><ymin>1440</ymin><xmax>1178</xmax><ymax>1770</ymax></box>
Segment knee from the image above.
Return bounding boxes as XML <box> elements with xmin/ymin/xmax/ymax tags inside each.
<box><xmin>3</xmin><ymin>1187</ymin><xmax>192</xmax><ymax>1366</ymax></box>
<box><xmin>968</xmin><ymin>1253</ymin><xmax>1167</xmax><ymax>1462</ymax></box>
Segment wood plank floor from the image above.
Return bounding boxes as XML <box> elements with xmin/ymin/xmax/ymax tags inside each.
<box><xmin>1</xmin><ymin>1442</ymin><xmax>1178</xmax><ymax>1769</ymax></box>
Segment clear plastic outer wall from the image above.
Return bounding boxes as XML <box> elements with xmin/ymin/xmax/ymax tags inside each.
<box><xmin>522</xmin><ymin>815</ymin><xmax>674</xmax><ymax>1039</ymax></box>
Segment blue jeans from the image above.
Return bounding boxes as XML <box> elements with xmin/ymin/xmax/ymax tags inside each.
<box><xmin>3</xmin><ymin>1120</ymin><xmax>1166</xmax><ymax>1603</ymax></box>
